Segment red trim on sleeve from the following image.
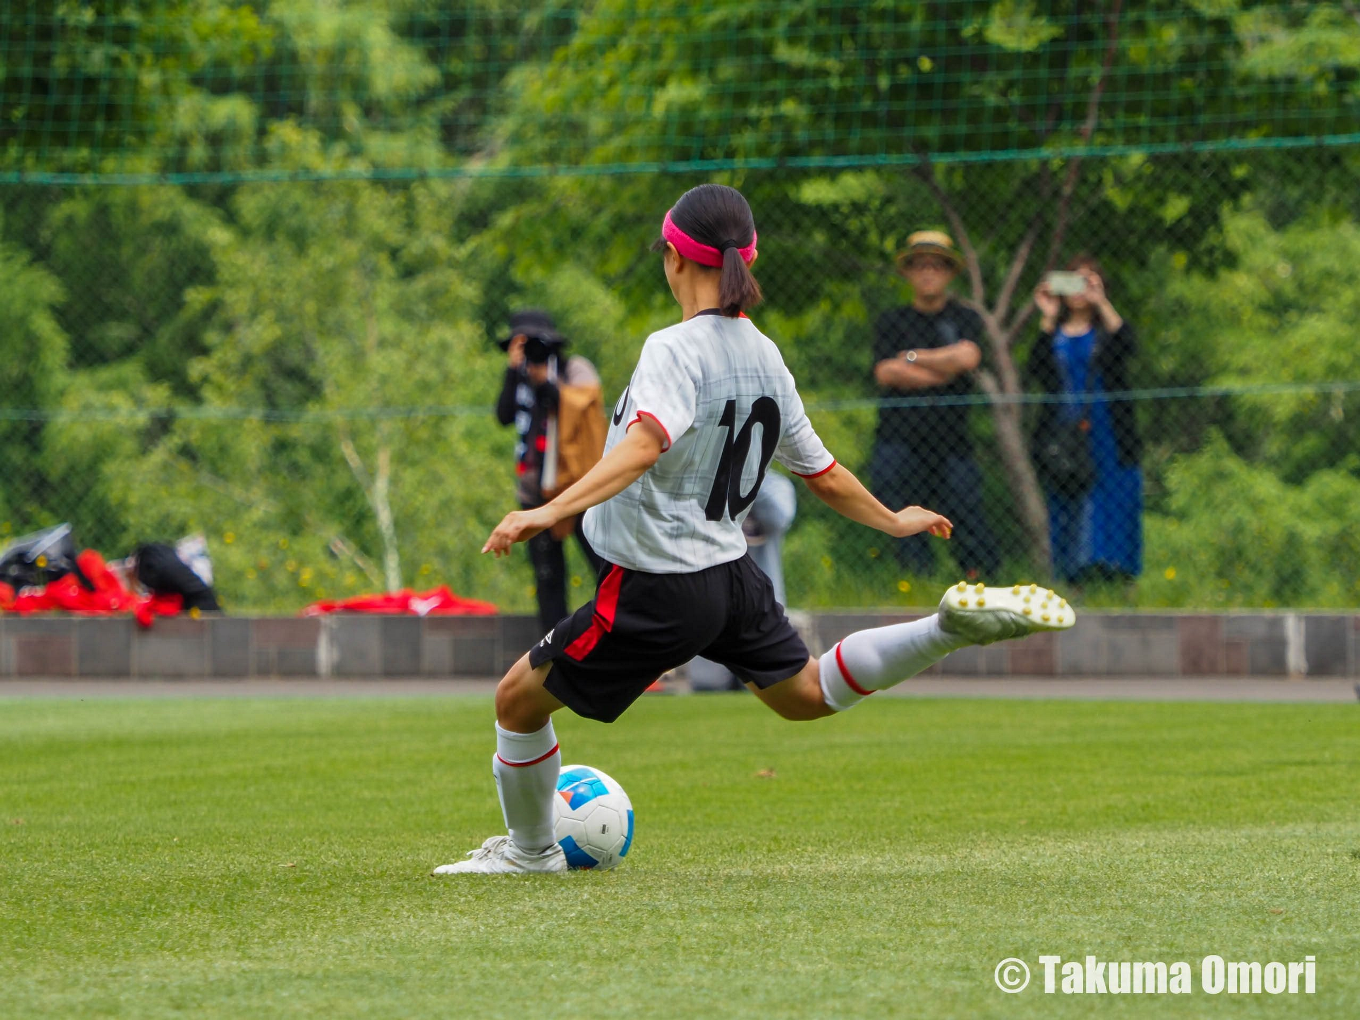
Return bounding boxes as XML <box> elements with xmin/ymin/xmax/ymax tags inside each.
<box><xmin>834</xmin><ymin>642</ymin><xmax>873</xmax><ymax>697</ymax></box>
<box><xmin>627</xmin><ymin>410</ymin><xmax>672</xmax><ymax>451</ymax></box>
<box><xmin>496</xmin><ymin>744</ymin><xmax>560</xmax><ymax>768</ymax></box>
<box><xmin>565</xmin><ymin>565</ymin><xmax>625</xmax><ymax>661</ymax></box>
<box><xmin>793</xmin><ymin>459</ymin><xmax>837</xmax><ymax>480</ymax></box>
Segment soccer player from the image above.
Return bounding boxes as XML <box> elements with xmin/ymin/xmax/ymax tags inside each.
<box><xmin>436</xmin><ymin>184</ymin><xmax>1072</xmax><ymax>874</ymax></box>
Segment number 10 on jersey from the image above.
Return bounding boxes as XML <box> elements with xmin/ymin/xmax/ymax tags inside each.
<box><xmin>703</xmin><ymin>397</ymin><xmax>781</xmax><ymax>522</ymax></box>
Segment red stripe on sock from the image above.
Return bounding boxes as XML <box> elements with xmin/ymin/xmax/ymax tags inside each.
<box><xmin>496</xmin><ymin>743</ymin><xmax>560</xmax><ymax>768</ymax></box>
<box><xmin>834</xmin><ymin>642</ymin><xmax>873</xmax><ymax>697</ymax></box>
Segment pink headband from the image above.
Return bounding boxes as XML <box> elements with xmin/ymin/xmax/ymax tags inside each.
<box><xmin>662</xmin><ymin>210</ymin><xmax>758</xmax><ymax>268</ymax></box>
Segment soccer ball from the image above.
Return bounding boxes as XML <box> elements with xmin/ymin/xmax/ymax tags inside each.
<box><xmin>553</xmin><ymin>764</ymin><xmax>634</xmax><ymax>870</ymax></box>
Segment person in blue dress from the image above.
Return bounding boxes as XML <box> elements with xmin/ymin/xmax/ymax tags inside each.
<box><xmin>1027</xmin><ymin>256</ymin><xmax>1143</xmax><ymax>583</ymax></box>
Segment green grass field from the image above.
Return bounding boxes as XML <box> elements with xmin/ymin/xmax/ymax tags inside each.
<box><xmin>2</xmin><ymin>694</ymin><xmax>1357</xmax><ymax>1019</ymax></box>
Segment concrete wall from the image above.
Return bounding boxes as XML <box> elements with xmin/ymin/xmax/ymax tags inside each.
<box><xmin>1</xmin><ymin>611</ymin><xmax>1356</xmax><ymax>679</ymax></box>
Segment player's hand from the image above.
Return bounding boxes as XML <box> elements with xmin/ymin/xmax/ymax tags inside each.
<box><xmin>892</xmin><ymin>506</ymin><xmax>952</xmax><ymax>540</ymax></box>
<box><xmin>507</xmin><ymin>335</ymin><xmax>527</xmax><ymax>369</ymax></box>
<box><xmin>482</xmin><ymin>506</ymin><xmax>557</xmax><ymax>557</ymax></box>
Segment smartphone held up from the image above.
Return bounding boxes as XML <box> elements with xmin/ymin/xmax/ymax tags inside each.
<box><xmin>1044</xmin><ymin>270</ymin><xmax>1087</xmax><ymax>296</ymax></box>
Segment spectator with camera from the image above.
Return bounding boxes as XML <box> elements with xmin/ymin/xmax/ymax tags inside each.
<box><xmin>870</xmin><ymin>230</ymin><xmax>1000</xmax><ymax>580</ymax></box>
<box><xmin>495</xmin><ymin>310</ymin><xmax>607</xmax><ymax>632</ymax></box>
<box><xmin>1028</xmin><ymin>256</ymin><xmax>1143</xmax><ymax>584</ymax></box>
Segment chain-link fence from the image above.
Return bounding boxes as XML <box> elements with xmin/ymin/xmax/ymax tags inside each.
<box><xmin>3</xmin><ymin>3</ymin><xmax>1359</xmax><ymax>613</ymax></box>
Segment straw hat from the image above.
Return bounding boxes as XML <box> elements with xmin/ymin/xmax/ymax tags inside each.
<box><xmin>896</xmin><ymin>230</ymin><xmax>963</xmax><ymax>270</ymax></box>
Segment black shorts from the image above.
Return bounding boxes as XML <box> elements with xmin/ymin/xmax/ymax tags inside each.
<box><xmin>528</xmin><ymin>554</ymin><xmax>810</xmax><ymax>723</ymax></box>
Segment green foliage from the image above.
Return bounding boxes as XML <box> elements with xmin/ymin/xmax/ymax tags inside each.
<box><xmin>980</xmin><ymin>0</ymin><xmax>1065</xmax><ymax>53</ymax></box>
<box><xmin>100</xmin><ymin>175</ymin><xmax>535</xmax><ymax>610</ymax></box>
<box><xmin>1141</xmin><ymin>432</ymin><xmax>1360</xmax><ymax>608</ymax></box>
<box><xmin>1235</xmin><ymin>3</ymin><xmax>1360</xmax><ymax>88</ymax></box>
<box><xmin>1151</xmin><ymin>208</ymin><xmax>1360</xmax><ymax>482</ymax></box>
<box><xmin>0</xmin><ymin>243</ymin><xmax>68</xmax><ymax>525</ymax></box>
<box><xmin>1</xmin><ymin>4</ymin><xmax>1358</xmax><ymax>612</ymax></box>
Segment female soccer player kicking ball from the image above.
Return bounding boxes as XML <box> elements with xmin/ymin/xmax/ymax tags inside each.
<box><xmin>435</xmin><ymin>184</ymin><xmax>1073</xmax><ymax>874</ymax></box>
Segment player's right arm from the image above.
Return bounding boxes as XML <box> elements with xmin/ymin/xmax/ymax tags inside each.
<box><xmin>481</xmin><ymin>419</ymin><xmax>666</xmax><ymax>557</ymax></box>
<box><xmin>484</xmin><ymin>333</ymin><xmax>692</xmax><ymax>557</ymax></box>
<box><xmin>802</xmin><ymin>464</ymin><xmax>952</xmax><ymax>540</ymax></box>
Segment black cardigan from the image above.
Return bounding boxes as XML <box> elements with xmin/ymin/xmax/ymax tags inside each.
<box><xmin>1024</xmin><ymin>321</ymin><xmax>1143</xmax><ymax>468</ymax></box>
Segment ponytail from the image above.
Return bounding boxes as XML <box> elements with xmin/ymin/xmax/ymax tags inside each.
<box><xmin>719</xmin><ymin>244</ymin><xmax>762</xmax><ymax>317</ymax></box>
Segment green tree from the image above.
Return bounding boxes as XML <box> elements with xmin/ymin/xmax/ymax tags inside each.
<box><xmin>484</xmin><ymin>0</ymin><xmax>1360</xmax><ymax>572</ymax></box>
<box><xmin>129</xmin><ymin>174</ymin><xmax>500</xmax><ymax>603</ymax></box>
<box><xmin>0</xmin><ymin>241</ymin><xmax>68</xmax><ymax>530</ymax></box>
<box><xmin>1150</xmin><ymin>206</ymin><xmax>1360</xmax><ymax>481</ymax></box>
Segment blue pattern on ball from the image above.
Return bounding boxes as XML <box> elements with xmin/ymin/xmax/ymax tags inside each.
<box><xmin>558</xmin><ymin>834</ymin><xmax>599</xmax><ymax>869</ymax></box>
<box><xmin>620</xmin><ymin>809</ymin><xmax>635</xmax><ymax>858</ymax></box>
<box><xmin>557</xmin><ymin>767</ymin><xmax>609</xmax><ymax>809</ymax></box>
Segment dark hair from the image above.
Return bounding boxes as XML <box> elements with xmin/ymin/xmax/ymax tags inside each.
<box><xmin>1066</xmin><ymin>251</ymin><xmax>1106</xmax><ymax>279</ymax></box>
<box><xmin>655</xmin><ymin>183</ymin><xmax>762</xmax><ymax>317</ymax></box>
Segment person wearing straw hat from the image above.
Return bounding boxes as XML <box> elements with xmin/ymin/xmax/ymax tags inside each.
<box><xmin>870</xmin><ymin>230</ymin><xmax>1000</xmax><ymax>581</ymax></box>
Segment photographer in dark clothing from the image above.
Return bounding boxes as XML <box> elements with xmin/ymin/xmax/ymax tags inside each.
<box><xmin>495</xmin><ymin>310</ymin><xmax>606</xmax><ymax>632</ymax></box>
<box><xmin>870</xmin><ymin>231</ymin><xmax>1000</xmax><ymax>579</ymax></box>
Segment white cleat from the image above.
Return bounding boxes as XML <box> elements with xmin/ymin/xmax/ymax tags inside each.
<box><xmin>431</xmin><ymin>835</ymin><xmax>567</xmax><ymax>875</ymax></box>
<box><xmin>937</xmin><ymin>581</ymin><xmax>1076</xmax><ymax>646</ymax></box>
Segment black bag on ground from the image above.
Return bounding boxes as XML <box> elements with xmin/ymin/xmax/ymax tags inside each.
<box><xmin>135</xmin><ymin>543</ymin><xmax>221</xmax><ymax>612</ymax></box>
<box><xmin>0</xmin><ymin>524</ymin><xmax>94</xmax><ymax>590</ymax></box>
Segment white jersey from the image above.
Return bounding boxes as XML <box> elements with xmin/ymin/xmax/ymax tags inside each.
<box><xmin>584</xmin><ymin>312</ymin><xmax>835</xmax><ymax>573</ymax></box>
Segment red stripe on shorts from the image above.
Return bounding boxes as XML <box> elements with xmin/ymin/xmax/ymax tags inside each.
<box><xmin>834</xmin><ymin>642</ymin><xmax>873</xmax><ymax>697</ymax></box>
<box><xmin>564</xmin><ymin>565</ymin><xmax>624</xmax><ymax>661</ymax></box>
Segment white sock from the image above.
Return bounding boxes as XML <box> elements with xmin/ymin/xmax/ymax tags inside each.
<box><xmin>819</xmin><ymin>614</ymin><xmax>968</xmax><ymax>711</ymax></box>
<box><xmin>492</xmin><ymin>721</ymin><xmax>561</xmax><ymax>852</ymax></box>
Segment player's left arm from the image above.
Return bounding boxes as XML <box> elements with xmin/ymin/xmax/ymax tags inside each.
<box><xmin>802</xmin><ymin>463</ymin><xmax>952</xmax><ymax>540</ymax></box>
<box><xmin>773</xmin><ymin>372</ymin><xmax>951</xmax><ymax>540</ymax></box>
<box><xmin>482</xmin><ymin>418</ymin><xmax>666</xmax><ymax>557</ymax></box>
